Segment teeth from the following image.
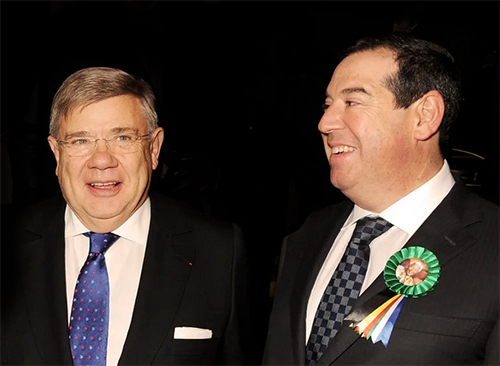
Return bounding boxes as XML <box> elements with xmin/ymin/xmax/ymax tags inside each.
<box><xmin>90</xmin><ymin>182</ymin><xmax>117</xmax><ymax>187</ymax></box>
<box><xmin>332</xmin><ymin>146</ymin><xmax>356</xmax><ymax>155</ymax></box>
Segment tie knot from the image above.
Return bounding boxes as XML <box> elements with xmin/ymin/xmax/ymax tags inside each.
<box><xmin>352</xmin><ymin>216</ymin><xmax>393</xmax><ymax>247</ymax></box>
<box><xmin>84</xmin><ymin>232</ymin><xmax>120</xmax><ymax>254</ymax></box>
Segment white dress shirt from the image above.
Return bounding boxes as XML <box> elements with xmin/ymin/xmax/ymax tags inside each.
<box><xmin>305</xmin><ymin>160</ymin><xmax>456</xmax><ymax>343</ymax></box>
<box><xmin>65</xmin><ymin>198</ymin><xmax>150</xmax><ymax>366</ymax></box>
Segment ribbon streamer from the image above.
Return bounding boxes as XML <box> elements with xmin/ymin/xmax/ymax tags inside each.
<box><xmin>354</xmin><ymin>294</ymin><xmax>406</xmax><ymax>347</ymax></box>
<box><xmin>353</xmin><ymin>246</ymin><xmax>440</xmax><ymax>347</ymax></box>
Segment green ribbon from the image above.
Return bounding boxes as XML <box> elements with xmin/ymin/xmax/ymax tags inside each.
<box><xmin>384</xmin><ymin>246</ymin><xmax>440</xmax><ymax>298</ymax></box>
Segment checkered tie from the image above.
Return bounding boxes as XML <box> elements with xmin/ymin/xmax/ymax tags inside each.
<box><xmin>305</xmin><ymin>216</ymin><xmax>393</xmax><ymax>365</ymax></box>
<box><xmin>69</xmin><ymin>232</ymin><xmax>120</xmax><ymax>366</ymax></box>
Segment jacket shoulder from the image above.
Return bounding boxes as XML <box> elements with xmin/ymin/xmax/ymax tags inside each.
<box><xmin>15</xmin><ymin>195</ymin><xmax>66</xmax><ymax>236</ymax></box>
<box><xmin>149</xmin><ymin>190</ymin><xmax>234</xmax><ymax>231</ymax></box>
<box><xmin>451</xmin><ymin>180</ymin><xmax>499</xmax><ymax>226</ymax></box>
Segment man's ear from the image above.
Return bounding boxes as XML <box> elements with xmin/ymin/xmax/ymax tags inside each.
<box><xmin>47</xmin><ymin>135</ymin><xmax>60</xmax><ymax>176</ymax></box>
<box><xmin>150</xmin><ymin>127</ymin><xmax>164</xmax><ymax>170</ymax></box>
<box><xmin>413</xmin><ymin>90</ymin><xmax>445</xmax><ymax>141</ymax></box>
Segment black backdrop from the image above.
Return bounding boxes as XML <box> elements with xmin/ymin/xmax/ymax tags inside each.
<box><xmin>2</xmin><ymin>1</ymin><xmax>499</xmax><ymax>355</ymax></box>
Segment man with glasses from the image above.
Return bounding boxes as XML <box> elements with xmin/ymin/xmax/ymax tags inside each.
<box><xmin>2</xmin><ymin>67</ymin><xmax>252</xmax><ymax>365</ymax></box>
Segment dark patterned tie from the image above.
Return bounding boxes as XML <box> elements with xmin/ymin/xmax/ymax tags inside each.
<box><xmin>305</xmin><ymin>216</ymin><xmax>393</xmax><ymax>365</ymax></box>
<box><xmin>69</xmin><ymin>232</ymin><xmax>120</xmax><ymax>366</ymax></box>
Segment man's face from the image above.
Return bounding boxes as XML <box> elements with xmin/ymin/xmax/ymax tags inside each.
<box><xmin>407</xmin><ymin>262</ymin><xmax>421</xmax><ymax>276</ymax></box>
<box><xmin>48</xmin><ymin>95</ymin><xmax>163</xmax><ymax>231</ymax></box>
<box><xmin>318</xmin><ymin>49</ymin><xmax>416</xmax><ymax>211</ymax></box>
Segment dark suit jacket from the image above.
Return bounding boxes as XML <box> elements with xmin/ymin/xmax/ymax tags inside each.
<box><xmin>1</xmin><ymin>191</ymin><xmax>254</xmax><ymax>365</ymax></box>
<box><xmin>263</xmin><ymin>177</ymin><xmax>499</xmax><ymax>365</ymax></box>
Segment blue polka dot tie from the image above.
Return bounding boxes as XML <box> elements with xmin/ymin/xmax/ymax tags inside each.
<box><xmin>305</xmin><ymin>217</ymin><xmax>393</xmax><ymax>365</ymax></box>
<box><xmin>69</xmin><ymin>232</ymin><xmax>120</xmax><ymax>366</ymax></box>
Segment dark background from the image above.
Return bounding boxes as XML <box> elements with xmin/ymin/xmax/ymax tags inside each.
<box><xmin>2</xmin><ymin>0</ymin><xmax>499</xmax><ymax>357</ymax></box>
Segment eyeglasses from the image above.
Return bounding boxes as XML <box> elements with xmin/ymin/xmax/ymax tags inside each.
<box><xmin>57</xmin><ymin>134</ymin><xmax>151</xmax><ymax>157</ymax></box>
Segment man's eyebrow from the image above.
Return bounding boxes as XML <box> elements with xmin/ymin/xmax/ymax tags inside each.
<box><xmin>340</xmin><ymin>87</ymin><xmax>370</xmax><ymax>96</ymax></box>
<box><xmin>325</xmin><ymin>87</ymin><xmax>371</xmax><ymax>99</ymax></box>
<box><xmin>64</xmin><ymin>131</ymin><xmax>92</xmax><ymax>139</ymax></box>
<box><xmin>109</xmin><ymin>127</ymin><xmax>139</xmax><ymax>134</ymax></box>
<box><xmin>63</xmin><ymin>127</ymin><xmax>140</xmax><ymax>139</ymax></box>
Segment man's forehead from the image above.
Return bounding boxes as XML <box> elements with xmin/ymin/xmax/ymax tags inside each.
<box><xmin>61</xmin><ymin>126</ymin><xmax>140</xmax><ymax>138</ymax></box>
<box><xmin>59</xmin><ymin>96</ymin><xmax>146</xmax><ymax>134</ymax></box>
<box><xmin>62</xmin><ymin>96</ymin><xmax>142</xmax><ymax>120</ymax></box>
<box><xmin>327</xmin><ymin>50</ymin><xmax>397</xmax><ymax>95</ymax></box>
<box><xmin>70</xmin><ymin>94</ymin><xmax>140</xmax><ymax>112</ymax></box>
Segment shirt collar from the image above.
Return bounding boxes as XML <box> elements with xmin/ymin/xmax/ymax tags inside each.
<box><xmin>344</xmin><ymin>160</ymin><xmax>455</xmax><ymax>236</ymax></box>
<box><xmin>65</xmin><ymin>197</ymin><xmax>151</xmax><ymax>245</ymax></box>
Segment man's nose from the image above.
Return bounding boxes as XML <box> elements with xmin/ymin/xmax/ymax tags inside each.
<box><xmin>318</xmin><ymin>102</ymin><xmax>345</xmax><ymax>135</ymax></box>
<box><xmin>87</xmin><ymin>139</ymin><xmax>119</xmax><ymax>169</ymax></box>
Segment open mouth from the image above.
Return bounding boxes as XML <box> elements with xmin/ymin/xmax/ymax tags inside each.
<box><xmin>89</xmin><ymin>182</ymin><xmax>120</xmax><ymax>188</ymax></box>
<box><xmin>332</xmin><ymin>146</ymin><xmax>356</xmax><ymax>155</ymax></box>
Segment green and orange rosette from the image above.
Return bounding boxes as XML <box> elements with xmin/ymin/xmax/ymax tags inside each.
<box><xmin>353</xmin><ymin>246</ymin><xmax>440</xmax><ymax>347</ymax></box>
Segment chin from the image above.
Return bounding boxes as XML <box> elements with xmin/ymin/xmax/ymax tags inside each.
<box><xmin>330</xmin><ymin>168</ymin><xmax>358</xmax><ymax>190</ymax></box>
<box><xmin>329</xmin><ymin>174</ymin><xmax>344</xmax><ymax>190</ymax></box>
<box><xmin>85</xmin><ymin>209</ymin><xmax>123</xmax><ymax>222</ymax></box>
<box><xmin>83</xmin><ymin>201</ymin><xmax>125</xmax><ymax>219</ymax></box>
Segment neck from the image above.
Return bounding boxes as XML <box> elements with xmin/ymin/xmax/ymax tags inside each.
<box><xmin>79</xmin><ymin>216</ymin><xmax>126</xmax><ymax>234</ymax></box>
<box><xmin>346</xmin><ymin>154</ymin><xmax>444</xmax><ymax>213</ymax></box>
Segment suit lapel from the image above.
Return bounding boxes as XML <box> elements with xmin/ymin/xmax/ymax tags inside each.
<box><xmin>119</xmin><ymin>194</ymin><xmax>196</xmax><ymax>365</ymax></box>
<box><xmin>19</xmin><ymin>199</ymin><xmax>73</xmax><ymax>365</ymax></box>
<box><xmin>290</xmin><ymin>201</ymin><xmax>353</xmax><ymax>363</ymax></box>
<box><xmin>318</xmin><ymin>180</ymin><xmax>480</xmax><ymax>365</ymax></box>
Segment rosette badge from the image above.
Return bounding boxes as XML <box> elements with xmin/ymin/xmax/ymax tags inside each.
<box><xmin>384</xmin><ymin>246</ymin><xmax>440</xmax><ymax>298</ymax></box>
<box><xmin>353</xmin><ymin>246</ymin><xmax>441</xmax><ymax>346</ymax></box>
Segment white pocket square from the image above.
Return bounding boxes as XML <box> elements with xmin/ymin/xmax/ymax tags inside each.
<box><xmin>174</xmin><ymin>327</ymin><xmax>213</xmax><ymax>339</ymax></box>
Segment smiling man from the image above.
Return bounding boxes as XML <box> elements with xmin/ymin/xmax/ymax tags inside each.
<box><xmin>263</xmin><ymin>34</ymin><xmax>499</xmax><ymax>365</ymax></box>
<box><xmin>2</xmin><ymin>67</ymin><xmax>252</xmax><ymax>366</ymax></box>
<box><xmin>48</xmin><ymin>94</ymin><xmax>161</xmax><ymax>234</ymax></box>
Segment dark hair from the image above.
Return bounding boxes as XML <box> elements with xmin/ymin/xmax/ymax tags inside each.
<box><xmin>343</xmin><ymin>33</ymin><xmax>461</xmax><ymax>152</ymax></box>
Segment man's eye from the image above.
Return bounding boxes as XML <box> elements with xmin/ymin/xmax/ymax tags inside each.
<box><xmin>346</xmin><ymin>101</ymin><xmax>358</xmax><ymax>106</ymax></box>
<box><xmin>116</xmin><ymin>135</ymin><xmax>133</xmax><ymax>141</ymax></box>
<box><xmin>321</xmin><ymin>103</ymin><xmax>330</xmax><ymax>112</ymax></box>
<box><xmin>71</xmin><ymin>139</ymin><xmax>90</xmax><ymax>145</ymax></box>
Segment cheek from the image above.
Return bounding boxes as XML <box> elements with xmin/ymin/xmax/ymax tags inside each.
<box><xmin>59</xmin><ymin>157</ymin><xmax>105</xmax><ymax>191</ymax></box>
<box><xmin>389</xmin><ymin>127</ymin><xmax>413</xmax><ymax>154</ymax></box>
<box><xmin>347</xmin><ymin>114</ymin><xmax>372</xmax><ymax>143</ymax></box>
<box><xmin>57</xmin><ymin>160</ymin><xmax>84</xmax><ymax>202</ymax></box>
<box><xmin>125</xmin><ymin>155</ymin><xmax>152</xmax><ymax>184</ymax></box>
<box><xmin>58</xmin><ymin>158</ymin><xmax>80</xmax><ymax>184</ymax></box>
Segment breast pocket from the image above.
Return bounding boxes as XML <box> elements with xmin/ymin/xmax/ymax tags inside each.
<box><xmin>158</xmin><ymin>338</ymin><xmax>218</xmax><ymax>365</ymax></box>
<box><xmin>395</xmin><ymin>311</ymin><xmax>483</xmax><ymax>337</ymax></box>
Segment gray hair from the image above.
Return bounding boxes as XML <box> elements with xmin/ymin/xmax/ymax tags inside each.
<box><xmin>49</xmin><ymin>67</ymin><xmax>158</xmax><ymax>137</ymax></box>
